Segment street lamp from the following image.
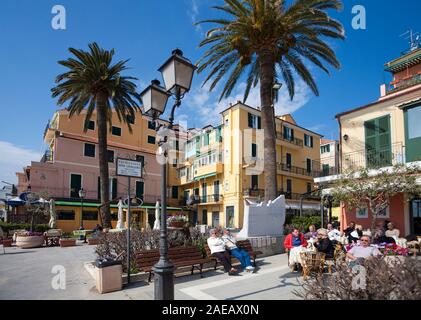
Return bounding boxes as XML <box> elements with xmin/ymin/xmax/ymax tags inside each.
<box><xmin>140</xmin><ymin>49</ymin><xmax>196</xmax><ymax>300</ymax></box>
<box><xmin>79</xmin><ymin>188</ymin><xmax>86</xmax><ymax>231</ymax></box>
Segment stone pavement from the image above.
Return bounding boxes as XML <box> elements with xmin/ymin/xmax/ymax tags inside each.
<box><xmin>0</xmin><ymin>244</ymin><xmax>303</xmax><ymax>300</ymax></box>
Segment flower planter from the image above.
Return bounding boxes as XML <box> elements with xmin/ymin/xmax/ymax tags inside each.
<box><xmin>2</xmin><ymin>239</ymin><xmax>13</xmax><ymax>247</ymax></box>
<box><xmin>88</xmin><ymin>238</ymin><xmax>100</xmax><ymax>245</ymax></box>
<box><xmin>169</xmin><ymin>221</ymin><xmax>186</xmax><ymax>228</ymax></box>
<box><xmin>16</xmin><ymin>235</ymin><xmax>44</xmax><ymax>249</ymax></box>
<box><xmin>59</xmin><ymin>239</ymin><xmax>77</xmax><ymax>247</ymax></box>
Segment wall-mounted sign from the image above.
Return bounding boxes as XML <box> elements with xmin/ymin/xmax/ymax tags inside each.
<box><xmin>116</xmin><ymin>158</ymin><xmax>143</xmax><ymax>178</ymax></box>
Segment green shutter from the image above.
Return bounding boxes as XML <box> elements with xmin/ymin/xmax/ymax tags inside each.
<box><xmin>112</xmin><ymin>178</ymin><xmax>117</xmax><ymax>200</ymax></box>
<box><xmin>136</xmin><ymin>181</ymin><xmax>144</xmax><ymax>199</ymax></box>
<box><xmin>365</xmin><ymin>116</ymin><xmax>391</xmax><ymax>168</ymax></box>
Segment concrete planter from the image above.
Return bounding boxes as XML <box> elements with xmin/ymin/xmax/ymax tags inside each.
<box><xmin>94</xmin><ymin>264</ymin><xmax>123</xmax><ymax>294</ymax></box>
<box><xmin>88</xmin><ymin>238</ymin><xmax>100</xmax><ymax>245</ymax></box>
<box><xmin>16</xmin><ymin>235</ymin><xmax>44</xmax><ymax>249</ymax></box>
<box><xmin>2</xmin><ymin>239</ymin><xmax>13</xmax><ymax>247</ymax></box>
<box><xmin>59</xmin><ymin>239</ymin><xmax>77</xmax><ymax>247</ymax></box>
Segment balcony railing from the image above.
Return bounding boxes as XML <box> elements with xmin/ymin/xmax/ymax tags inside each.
<box><xmin>386</xmin><ymin>73</ymin><xmax>421</xmax><ymax>94</ymax></box>
<box><xmin>342</xmin><ymin>142</ymin><xmax>405</xmax><ymax>171</ymax></box>
<box><xmin>276</xmin><ymin>132</ymin><xmax>304</xmax><ymax>147</ymax></box>
<box><xmin>40</xmin><ymin>150</ymin><xmax>53</xmax><ymax>163</ymax></box>
<box><xmin>278</xmin><ymin>163</ymin><xmax>321</xmax><ymax>177</ymax></box>
<box><xmin>243</xmin><ymin>189</ymin><xmax>319</xmax><ymax>201</ymax></box>
<box><xmin>201</xmin><ymin>194</ymin><xmax>222</xmax><ymax>204</ymax></box>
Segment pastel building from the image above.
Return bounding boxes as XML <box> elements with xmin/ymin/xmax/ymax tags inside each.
<box><xmin>176</xmin><ymin>102</ymin><xmax>323</xmax><ymax>229</ymax></box>
<box><xmin>315</xmin><ymin>47</ymin><xmax>421</xmax><ymax>235</ymax></box>
<box><xmin>16</xmin><ymin>109</ymin><xmax>182</xmax><ymax>232</ymax></box>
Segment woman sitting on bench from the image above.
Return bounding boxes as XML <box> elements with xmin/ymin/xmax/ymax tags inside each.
<box><xmin>207</xmin><ymin>229</ymin><xmax>237</xmax><ymax>275</ymax></box>
<box><xmin>222</xmin><ymin>229</ymin><xmax>255</xmax><ymax>272</ymax></box>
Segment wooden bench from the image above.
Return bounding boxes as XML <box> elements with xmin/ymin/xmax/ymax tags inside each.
<box><xmin>136</xmin><ymin>246</ymin><xmax>212</xmax><ymax>282</ymax></box>
<box><xmin>205</xmin><ymin>239</ymin><xmax>263</xmax><ymax>270</ymax></box>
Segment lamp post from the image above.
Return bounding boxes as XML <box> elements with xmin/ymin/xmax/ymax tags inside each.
<box><xmin>140</xmin><ymin>49</ymin><xmax>196</xmax><ymax>300</ymax></box>
<box><xmin>79</xmin><ymin>188</ymin><xmax>86</xmax><ymax>231</ymax></box>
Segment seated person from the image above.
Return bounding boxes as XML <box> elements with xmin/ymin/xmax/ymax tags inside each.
<box><xmin>304</xmin><ymin>224</ymin><xmax>317</xmax><ymax>240</ymax></box>
<box><xmin>346</xmin><ymin>235</ymin><xmax>382</xmax><ymax>267</ymax></box>
<box><xmin>327</xmin><ymin>223</ymin><xmax>342</xmax><ymax>242</ymax></box>
<box><xmin>348</xmin><ymin>224</ymin><xmax>363</xmax><ymax>244</ymax></box>
<box><xmin>222</xmin><ymin>229</ymin><xmax>255</xmax><ymax>272</ymax></box>
<box><xmin>207</xmin><ymin>229</ymin><xmax>237</xmax><ymax>275</ymax></box>
<box><xmin>344</xmin><ymin>221</ymin><xmax>356</xmax><ymax>237</ymax></box>
<box><xmin>385</xmin><ymin>222</ymin><xmax>400</xmax><ymax>239</ymax></box>
<box><xmin>314</xmin><ymin>229</ymin><xmax>335</xmax><ymax>259</ymax></box>
<box><xmin>284</xmin><ymin>228</ymin><xmax>308</xmax><ymax>270</ymax></box>
<box><xmin>373</xmin><ymin>228</ymin><xmax>395</xmax><ymax>244</ymax></box>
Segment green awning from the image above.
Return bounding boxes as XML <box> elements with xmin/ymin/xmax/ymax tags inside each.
<box><xmin>194</xmin><ymin>172</ymin><xmax>217</xmax><ymax>181</ymax></box>
<box><xmin>54</xmin><ymin>201</ymin><xmax>182</xmax><ymax>211</ymax></box>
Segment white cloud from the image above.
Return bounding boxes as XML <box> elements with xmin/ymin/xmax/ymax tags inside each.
<box><xmin>187</xmin><ymin>0</ymin><xmax>204</xmax><ymax>35</ymax></box>
<box><xmin>179</xmin><ymin>77</ymin><xmax>312</xmax><ymax>128</ymax></box>
<box><xmin>0</xmin><ymin>141</ymin><xmax>41</xmax><ymax>185</ymax></box>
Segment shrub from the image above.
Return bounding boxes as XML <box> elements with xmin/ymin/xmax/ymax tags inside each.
<box><xmin>294</xmin><ymin>256</ymin><xmax>421</xmax><ymax>300</ymax></box>
<box><xmin>0</xmin><ymin>222</ymin><xmax>50</xmax><ymax>235</ymax></box>
<box><xmin>283</xmin><ymin>215</ymin><xmax>322</xmax><ymax>235</ymax></box>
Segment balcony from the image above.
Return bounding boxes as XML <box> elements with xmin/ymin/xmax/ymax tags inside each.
<box><xmin>277</xmin><ymin>163</ymin><xmax>321</xmax><ymax>178</ymax></box>
<box><xmin>200</xmin><ymin>194</ymin><xmax>223</xmax><ymax>204</ymax></box>
<box><xmin>193</xmin><ymin>163</ymin><xmax>224</xmax><ymax>180</ymax></box>
<box><xmin>386</xmin><ymin>73</ymin><xmax>421</xmax><ymax>94</ymax></box>
<box><xmin>276</xmin><ymin>132</ymin><xmax>304</xmax><ymax>148</ymax></box>
<box><xmin>40</xmin><ymin>150</ymin><xmax>53</xmax><ymax>163</ymax></box>
<box><xmin>342</xmin><ymin>142</ymin><xmax>405</xmax><ymax>171</ymax></box>
<box><xmin>243</xmin><ymin>189</ymin><xmax>320</xmax><ymax>201</ymax></box>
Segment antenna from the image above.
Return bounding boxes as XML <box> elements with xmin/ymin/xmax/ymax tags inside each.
<box><xmin>400</xmin><ymin>29</ymin><xmax>420</xmax><ymax>52</ymax></box>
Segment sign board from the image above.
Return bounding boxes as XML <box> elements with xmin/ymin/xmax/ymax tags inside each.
<box><xmin>116</xmin><ymin>158</ymin><xmax>143</xmax><ymax>178</ymax></box>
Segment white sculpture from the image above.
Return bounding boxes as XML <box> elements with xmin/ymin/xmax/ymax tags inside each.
<box><xmin>153</xmin><ymin>201</ymin><xmax>160</xmax><ymax>230</ymax></box>
<box><xmin>116</xmin><ymin>200</ymin><xmax>124</xmax><ymax>229</ymax></box>
<box><xmin>48</xmin><ymin>199</ymin><xmax>57</xmax><ymax>229</ymax></box>
<box><xmin>237</xmin><ymin>195</ymin><xmax>286</xmax><ymax>238</ymax></box>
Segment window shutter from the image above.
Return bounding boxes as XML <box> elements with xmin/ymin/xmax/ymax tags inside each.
<box><xmin>258</xmin><ymin>116</ymin><xmax>262</xmax><ymax>129</ymax></box>
<box><xmin>291</xmin><ymin>129</ymin><xmax>294</xmax><ymax>140</ymax></box>
<box><xmin>310</xmin><ymin>136</ymin><xmax>314</xmax><ymax>148</ymax></box>
<box><xmin>136</xmin><ymin>181</ymin><xmax>144</xmax><ymax>199</ymax></box>
<box><xmin>112</xmin><ymin>178</ymin><xmax>117</xmax><ymax>200</ymax></box>
<box><xmin>97</xmin><ymin>177</ymin><xmax>101</xmax><ymax>200</ymax></box>
<box><xmin>248</xmin><ymin>113</ymin><xmax>253</xmax><ymax>128</ymax></box>
<box><xmin>252</xmin><ymin>143</ymin><xmax>257</xmax><ymax>157</ymax></box>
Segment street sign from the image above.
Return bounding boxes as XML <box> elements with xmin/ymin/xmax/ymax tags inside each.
<box><xmin>116</xmin><ymin>158</ymin><xmax>143</xmax><ymax>178</ymax></box>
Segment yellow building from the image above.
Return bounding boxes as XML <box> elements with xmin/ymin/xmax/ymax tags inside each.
<box><xmin>175</xmin><ymin>102</ymin><xmax>323</xmax><ymax>229</ymax></box>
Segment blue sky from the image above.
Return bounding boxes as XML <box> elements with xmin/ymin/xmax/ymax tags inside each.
<box><xmin>0</xmin><ymin>0</ymin><xmax>420</xmax><ymax>184</ymax></box>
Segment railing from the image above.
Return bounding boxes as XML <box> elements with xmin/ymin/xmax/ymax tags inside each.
<box><xmin>276</xmin><ymin>132</ymin><xmax>304</xmax><ymax>147</ymax></box>
<box><xmin>387</xmin><ymin>73</ymin><xmax>421</xmax><ymax>94</ymax></box>
<box><xmin>278</xmin><ymin>163</ymin><xmax>321</xmax><ymax>177</ymax></box>
<box><xmin>243</xmin><ymin>189</ymin><xmax>320</xmax><ymax>201</ymax></box>
<box><xmin>316</xmin><ymin>166</ymin><xmax>341</xmax><ymax>177</ymax></box>
<box><xmin>200</xmin><ymin>194</ymin><xmax>222</xmax><ymax>203</ymax></box>
<box><xmin>243</xmin><ymin>189</ymin><xmax>265</xmax><ymax>198</ymax></box>
<box><xmin>40</xmin><ymin>150</ymin><xmax>53</xmax><ymax>163</ymax></box>
<box><xmin>342</xmin><ymin>142</ymin><xmax>405</xmax><ymax>171</ymax></box>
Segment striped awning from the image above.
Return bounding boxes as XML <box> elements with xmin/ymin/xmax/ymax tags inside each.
<box><xmin>193</xmin><ymin>172</ymin><xmax>217</xmax><ymax>181</ymax></box>
<box><xmin>54</xmin><ymin>200</ymin><xmax>182</xmax><ymax>211</ymax></box>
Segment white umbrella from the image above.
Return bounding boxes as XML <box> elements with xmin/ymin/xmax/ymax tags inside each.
<box><xmin>49</xmin><ymin>199</ymin><xmax>56</xmax><ymax>229</ymax></box>
<box><xmin>153</xmin><ymin>200</ymin><xmax>160</xmax><ymax>230</ymax></box>
<box><xmin>116</xmin><ymin>200</ymin><xmax>124</xmax><ymax>229</ymax></box>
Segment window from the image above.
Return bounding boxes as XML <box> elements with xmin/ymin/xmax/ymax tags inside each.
<box><xmin>286</xmin><ymin>179</ymin><xmax>292</xmax><ymax>194</ymax></box>
<box><xmin>248</xmin><ymin>113</ymin><xmax>261</xmax><ymax>129</ymax></box>
<box><xmin>304</xmin><ymin>134</ymin><xmax>314</xmax><ymax>148</ymax></box>
<box><xmin>171</xmin><ymin>186</ymin><xmax>179</xmax><ymax>199</ymax></box>
<box><xmin>70</xmin><ymin>174</ymin><xmax>82</xmax><ymax>198</ymax></box>
<box><xmin>84</xmin><ymin>143</ymin><xmax>95</xmax><ymax>157</ymax></box>
<box><xmin>147</xmin><ymin>135</ymin><xmax>156</xmax><ymax>144</ymax></box>
<box><xmin>148</xmin><ymin>121</ymin><xmax>156</xmax><ymax>130</ymax></box>
<box><xmin>226</xmin><ymin>206</ymin><xmax>234</xmax><ymax>228</ymax></box>
<box><xmin>283</xmin><ymin>127</ymin><xmax>294</xmax><ymax>141</ymax></box>
<box><xmin>172</xmin><ymin>159</ymin><xmax>177</xmax><ymax>168</ymax></box>
<box><xmin>407</xmin><ymin>106</ymin><xmax>421</xmax><ymax>139</ymax></box>
<box><xmin>112</xmin><ymin>126</ymin><xmax>122</xmax><ymax>136</ymax></box>
<box><xmin>321</xmin><ymin>144</ymin><xmax>331</xmax><ymax>154</ymax></box>
<box><xmin>136</xmin><ymin>155</ymin><xmax>144</xmax><ymax>166</ymax></box>
<box><xmin>136</xmin><ymin>181</ymin><xmax>144</xmax><ymax>199</ymax></box>
<box><xmin>110</xmin><ymin>178</ymin><xmax>117</xmax><ymax>200</ymax></box>
<box><xmin>286</xmin><ymin>153</ymin><xmax>292</xmax><ymax>168</ymax></box>
<box><xmin>82</xmin><ymin>211</ymin><xmax>98</xmax><ymax>221</ymax></box>
<box><xmin>201</xmin><ymin>183</ymin><xmax>207</xmax><ymax>203</ymax></box>
<box><xmin>107</xmin><ymin>150</ymin><xmax>114</xmax><ymax>163</ymax></box>
<box><xmin>202</xmin><ymin>209</ymin><xmax>208</xmax><ymax>225</ymax></box>
<box><xmin>204</xmin><ymin>133</ymin><xmax>210</xmax><ymax>146</ymax></box>
<box><xmin>307</xmin><ymin>158</ymin><xmax>312</xmax><ymax>173</ymax></box>
<box><xmin>57</xmin><ymin>210</ymin><xmax>75</xmax><ymax>220</ymax></box>
<box><xmin>87</xmin><ymin>120</ymin><xmax>95</xmax><ymax>130</ymax></box>
<box><xmin>175</xmin><ymin>140</ymin><xmax>179</xmax><ymax>151</ymax></box>
<box><xmin>251</xmin><ymin>143</ymin><xmax>257</xmax><ymax>158</ymax></box>
<box><xmin>322</xmin><ymin>164</ymin><xmax>330</xmax><ymax>175</ymax></box>
<box><xmin>251</xmin><ymin>175</ymin><xmax>258</xmax><ymax>189</ymax></box>
<box><xmin>364</xmin><ymin>115</ymin><xmax>391</xmax><ymax>168</ymax></box>
<box><xmin>356</xmin><ymin>207</ymin><xmax>368</xmax><ymax>219</ymax></box>
<box><xmin>111</xmin><ymin>213</ymin><xmax>118</xmax><ymax>221</ymax></box>
<box><xmin>214</xmin><ymin>181</ymin><xmax>220</xmax><ymax>201</ymax></box>
<box><xmin>307</xmin><ymin>183</ymin><xmax>312</xmax><ymax>194</ymax></box>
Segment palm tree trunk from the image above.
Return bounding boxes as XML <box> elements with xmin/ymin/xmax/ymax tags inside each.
<box><xmin>96</xmin><ymin>93</ymin><xmax>111</xmax><ymax>228</ymax></box>
<box><xmin>259</xmin><ymin>46</ymin><xmax>278</xmax><ymax>201</ymax></box>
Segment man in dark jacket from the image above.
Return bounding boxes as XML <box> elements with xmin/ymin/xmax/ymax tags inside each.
<box><xmin>314</xmin><ymin>229</ymin><xmax>335</xmax><ymax>259</ymax></box>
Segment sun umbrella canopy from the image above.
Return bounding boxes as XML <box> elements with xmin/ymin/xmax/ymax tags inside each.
<box><xmin>5</xmin><ymin>197</ymin><xmax>24</xmax><ymax>207</ymax></box>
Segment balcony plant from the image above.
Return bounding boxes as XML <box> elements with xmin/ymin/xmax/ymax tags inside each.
<box><xmin>167</xmin><ymin>215</ymin><xmax>188</xmax><ymax>228</ymax></box>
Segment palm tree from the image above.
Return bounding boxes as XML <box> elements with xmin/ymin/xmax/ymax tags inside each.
<box><xmin>52</xmin><ymin>43</ymin><xmax>141</xmax><ymax>228</ymax></box>
<box><xmin>197</xmin><ymin>0</ymin><xmax>344</xmax><ymax>201</ymax></box>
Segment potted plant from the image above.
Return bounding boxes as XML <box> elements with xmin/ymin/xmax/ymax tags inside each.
<box><xmin>15</xmin><ymin>231</ymin><xmax>45</xmax><ymax>249</ymax></box>
<box><xmin>167</xmin><ymin>215</ymin><xmax>188</xmax><ymax>228</ymax></box>
<box><xmin>59</xmin><ymin>233</ymin><xmax>77</xmax><ymax>247</ymax></box>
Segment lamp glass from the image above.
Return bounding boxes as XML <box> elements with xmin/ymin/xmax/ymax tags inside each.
<box><xmin>159</xmin><ymin>54</ymin><xmax>196</xmax><ymax>94</ymax></box>
<box><xmin>140</xmin><ymin>83</ymin><xmax>170</xmax><ymax>115</ymax></box>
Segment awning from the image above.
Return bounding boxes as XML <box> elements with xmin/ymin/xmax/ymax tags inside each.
<box><xmin>194</xmin><ymin>173</ymin><xmax>217</xmax><ymax>181</ymax></box>
<box><xmin>54</xmin><ymin>201</ymin><xmax>182</xmax><ymax>211</ymax></box>
<box><xmin>4</xmin><ymin>197</ymin><xmax>25</xmax><ymax>207</ymax></box>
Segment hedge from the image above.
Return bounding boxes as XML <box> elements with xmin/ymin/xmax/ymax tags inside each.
<box><xmin>0</xmin><ymin>222</ymin><xmax>50</xmax><ymax>235</ymax></box>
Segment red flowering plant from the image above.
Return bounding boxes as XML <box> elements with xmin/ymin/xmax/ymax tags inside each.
<box><xmin>381</xmin><ymin>243</ymin><xmax>409</xmax><ymax>256</ymax></box>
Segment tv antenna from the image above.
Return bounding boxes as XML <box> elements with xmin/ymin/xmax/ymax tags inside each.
<box><xmin>400</xmin><ymin>29</ymin><xmax>420</xmax><ymax>52</ymax></box>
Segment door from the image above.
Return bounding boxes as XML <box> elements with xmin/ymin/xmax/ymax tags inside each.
<box><xmin>251</xmin><ymin>175</ymin><xmax>258</xmax><ymax>190</ymax></box>
<box><xmin>226</xmin><ymin>206</ymin><xmax>234</xmax><ymax>228</ymax></box>
<box><xmin>70</xmin><ymin>174</ymin><xmax>82</xmax><ymax>198</ymax></box>
<box><xmin>212</xmin><ymin>212</ymin><xmax>219</xmax><ymax>228</ymax></box>
<box><xmin>365</xmin><ymin>115</ymin><xmax>391</xmax><ymax>168</ymax></box>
